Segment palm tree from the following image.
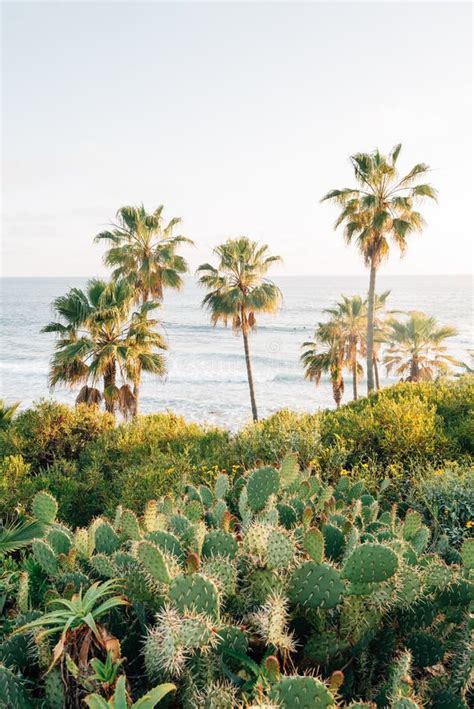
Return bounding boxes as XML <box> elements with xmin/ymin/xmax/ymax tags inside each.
<box><xmin>383</xmin><ymin>311</ymin><xmax>459</xmax><ymax>382</ymax></box>
<box><xmin>197</xmin><ymin>237</ymin><xmax>282</xmax><ymax>422</ymax></box>
<box><xmin>94</xmin><ymin>204</ymin><xmax>193</xmax><ymax>304</ymax></box>
<box><xmin>324</xmin><ymin>295</ymin><xmax>366</xmax><ymax>400</ymax></box>
<box><xmin>42</xmin><ymin>279</ymin><xmax>167</xmax><ymax>416</ymax></box>
<box><xmin>124</xmin><ymin>301</ymin><xmax>168</xmax><ymax>416</ymax></box>
<box><xmin>372</xmin><ymin>290</ymin><xmax>392</xmax><ymax>390</ymax></box>
<box><xmin>321</xmin><ymin>144</ymin><xmax>437</xmax><ymax>393</ymax></box>
<box><xmin>301</xmin><ymin>321</ymin><xmax>346</xmax><ymax>408</ymax></box>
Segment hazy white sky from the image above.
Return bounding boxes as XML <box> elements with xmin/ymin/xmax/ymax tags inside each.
<box><xmin>1</xmin><ymin>1</ymin><xmax>472</xmax><ymax>277</ymax></box>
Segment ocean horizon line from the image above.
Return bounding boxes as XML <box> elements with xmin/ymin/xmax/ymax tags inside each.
<box><xmin>1</xmin><ymin>273</ymin><xmax>473</xmax><ymax>280</ymax></box>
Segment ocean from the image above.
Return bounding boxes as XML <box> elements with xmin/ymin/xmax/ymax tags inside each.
<box><xmin>0</xmin><ymin>275</ymin><xmax>472</xmax><ymax>429</ymax></box>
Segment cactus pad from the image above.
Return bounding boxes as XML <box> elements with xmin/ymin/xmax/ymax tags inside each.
<box><xmin>47</xmin><ymin>527</ymin><xmax>72</xmax><ymax>555</ymax></box>
<box><xmin>32</xmin><ymin>539</ymin><xmax>58</xmax><ymax>576</ymax></box>
<box><xmin>89</xmin><ymin>553</ymin><xmax>117</xmax><ymax>579</ymax></box>
<box><xmin>32</xmin><ymin>490</ymin><xmax>58</xmax><ymax>524</ymax></box>
<box><xmin>201</xmin><ymin>529</ymin><xmax>237</xmax><ymax>560</ymax></box>
<box><xmin>136</xmin><ymin>540</ymin><xmax>172</xmax><ymax>584</ymax></box>
<box><xmin>322</xmin><ymin>523</ymin><xmax>345</xmax><ymax>561</ymax></box>
<box><xmin>407</xmin><ymin>632</ymin><xmax>445</xmax><ymax>668</ymax></box>
<box><xmin>288</xmin><ymin>561</ymin><xmax>344</xmax><ymax>609</ymax></box>
<box><xmin>147</xmin><ymin>529</ymin><xmax>185</xmax><ymax>561</ymax></box>
<box><xmin>169</xmin><ymin>573</ymin><xmax>219</xmax><ymax>620</ymax></box>
<box><xmin>460</xmin><ymin>537</ymin><xmax>474</xmax><ymax>571</ymax></box>
<box><xmin>214</xmin><ymin>473</ymin><xmax>229</xmax><ymax>500</ymax></box>
<box><xmin>279</xmin><ymin>452</ymin><xmax>299</xmax><ymax>488</ymax></box>
<box><xmin>304</xmin><ymin>527</ymin><xmax>324</xmax><ymax>563</ymax></box>
<box><xmin>201</xmin><ymin>556</ymin><xmax>237</xmax><ymax>596</ymax></box>
<box><xmin>94</xmin><ymin>521</ymin><xmax>120</xmax><ymax>554</ymax></box>
<box><xmin>276</xmin><ymin>503</ymin><xmax>297</xmax><ymax>530</ymax></box>
<box><xmin>267</xmin><ymin>529</ymin><xmax>295</xmax><ymax>570</ymax></box>
<box><xmin>269</xmin><ymin>676</ymin><xmax>334</xmax><ymax>708</ymax></box>
<box><xmin>120</xmin><ymin>509</ymin><xmax>142</xmax><ymax>541</ymax></box>
<box><xmin>342</xmin><ymin>543</ymin><xmax>398</xmax><ymax>583</ymax></box>
<box><xmin>0</xmin><ymin>664</ymin><xmax>33</xmax><ymax>709</ymax></box>
<box><xmin>247</xmin><ymin>466</ymin><xmax>279</xmax><ymax>512</ymax></box>
<box><xmin>403</xmin><ymin>510</ymin><xmax>423</xmax><ymax>540</ymax></box>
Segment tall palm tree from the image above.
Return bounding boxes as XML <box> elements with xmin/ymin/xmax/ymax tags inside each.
<box><xmin>372</xmin><ymin>290</ymin><xmax>392</xmax><ymax>390</ymax></box>
<box><xmin>321</xmin><ymin>144</ymin><xmax>437</xmax><ymax>393</ymax></box>
<box><xmin>94</xmin><ymin>204</ymin><xmax>193</xmax><ymax>303</ymax></box>
<box><xmin>383</xmin><ymin>311</ymin><xmax>459</xmax><ymax>382</ymax></box>
<box><xmin>197</xmin><ymin>237</ymin><xmax>282</xmax><ymax>422</ymax></box>
<box><xmin>301</xmin><ymin>321</ymin><xmax>345</xmax><ymax>408</ymax></box>
<box><xmin>42</xmin><ymin>279</ymin><xmax>167</xmax><ymax>416</ymax></box>
<box><xmin>324</xmin><ymin>295</ymin><xmax>366</xmax><ymax>400</ymax></box>
<box><xmin>125</xmin><ymin>301</ymin><xmax>168</xmax><ymax>416</ymax></box>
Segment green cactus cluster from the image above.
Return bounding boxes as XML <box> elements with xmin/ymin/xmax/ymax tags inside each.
<box><xmin>1</xmin><ymin>454</ymin><xmax>472</xmax><ymax>707</ymax></box>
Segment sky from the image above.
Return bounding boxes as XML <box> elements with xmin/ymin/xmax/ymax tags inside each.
<box><xmin>1</xmin><ymin>1</ymin><xmax>472</xmax><ymax>277</ymax></box>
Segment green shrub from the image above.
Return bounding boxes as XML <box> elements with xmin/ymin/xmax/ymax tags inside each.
<box><xmin>232</xmin><ymin>409</ymin><xmax>322</xmax><ymax>468</ymax></box>
<box><xmin>1</xmin><ymin>380</ymin><xmax>472</xmax><ymax>526</ymax></box>
<box><xmin>0</xmin><ymin>455</ymin><xmax>31</xmax><ymax>517</ymax></box>
<box><xmin>413</xmin><ymin>465</ymin><xmax>474</xmax><ymax>547</ymax></box>
<box><xmin>0</xmin><ymin>400</ymin><xmax>114</xmax><ymax>469</ymax></box>
<box><xmin>319</xmin><ymin>380</ymin><xmax>474</xmax><ymax>467</ymax></box>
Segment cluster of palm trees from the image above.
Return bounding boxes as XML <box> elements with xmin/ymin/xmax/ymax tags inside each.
<box><xmin>44</xmin><ymin>143</ymin><xmax>462</xmax><ymax>421</ymax></box>
<box><xmin>301</xmin><ymin>295</ymin><xmax>459</xmax><ymax>408</ymax></box>
<box><xmin>301</xmin><ymin>292</ymin><xmax>390</xmax><ymax>407</ymax></box>
<box><xmin>43</xmin><ymin>206</ymin><xmax>191</xmax><ymax>416</ymax></box>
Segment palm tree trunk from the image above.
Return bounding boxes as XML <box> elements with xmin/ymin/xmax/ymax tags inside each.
<box><xmin>366</xmin><ymin>260</ymin><xmax>377</xmax><ymax>393</ymax></box>
<box><xmin>103</xmin><ymin>362</ymin><xmax>116</xmax><ymax>415</ymax></box>
<box><xmin>410</xmin><ymin>356</ymin><xmax>420</xmax><ymax>382</ymax></box>
<box><xmin>373</xmin><ymin>356</ymin><xmax>380</xmax><ymax>390</ymax></box>
<box><xmin>132</xmin><ymin>381</ymin><xmax>139</xmax><ymax>417</ymax></box>
<box><xmin>352</xmin><ymin>361</ymin><xmax>358</xmax><ymax>400</ymax></box>
<box><xmin>351</xmin><ymin>340</ymin><xmax>358</xmax><ymax>400</ymax></box>
<box><xmin>242</xmin><ymin>328</ymin><xmax>258</xmax><ymax>422</ymax></box>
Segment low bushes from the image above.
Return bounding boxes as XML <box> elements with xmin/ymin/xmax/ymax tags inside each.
<box><xmin>0</xmin><ymin>401</ymin><xmax>114</xmax><ymax>469</ymax></box>
<box><xmin>0</xmin><ymin>378</ymin><xmax>472</xmax><ymax>527</ymax></box>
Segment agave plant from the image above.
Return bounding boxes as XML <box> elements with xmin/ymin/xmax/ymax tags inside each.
<box><xmin>15</xmin><ymin>580</ymin><xmax>128</xmax><ymax>670</ymax></box>
<box><xmin>0</xmin><ymin>518</ymin><xmax>45</xmax><ymax>554</ymax></box>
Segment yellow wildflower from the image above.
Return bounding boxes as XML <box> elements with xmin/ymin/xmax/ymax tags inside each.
<box><xmin>466</xmin><ymin>520</ymin><xmax>474</xmax><ymax>529</ymax></box>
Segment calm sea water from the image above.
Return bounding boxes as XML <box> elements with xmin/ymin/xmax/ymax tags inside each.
<box><xmin>0</xmin><ymin>276</ymin><xmax>472</xmax><ymax>429</ymax></box>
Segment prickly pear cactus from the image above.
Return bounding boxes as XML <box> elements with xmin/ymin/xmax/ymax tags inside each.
<box><xmin>43</xmin><ymin>669</ymin><xmax>65</xmax><ymax>709</ymax></box>
<box><xmin>247</xmin><ymin>466</ymin><xmax>279</xmax><ymax>512</ymax></box>
<box><xmin>460</xmin><ymin>537</ymin><xmax>474</xmax><ymax>571</ymax></box>
<box><xmin>136</xmin><ymin>540</ymin><xmax>172</xmax><ymax>584</ymax></box>
<box><xmin>32</xmin><ymin>539</ymin><xmax>58</xmax><ymax>576</ymax></box>
<box><xmin>288</xmin><ymin>561</ymin><xmax>344</xmax><ymax>609</ymax></box>
<box><xmin>0</xmin><ymin>664</ymin><xmax>33</xmax><ymax>709</ymax></box>
<box><xmin>32</xmin><ymin>490</ymin><xmax>57</xmax><ymax>524</ymax></box>
<box><xmin>94</xmin><ymin>520</ymin><xmax>120</xmax><ymax>554</ymax></box>
<box><xmin>169</xmin><ymin>573</ymin><xmax>220</xmax><ymax>621</ymax></box>
<box><xmin>269</xmin><ymin>676</ymin><xmax>335</xmax><ymax>708</ymax></box>
<box><xmin>14</xmin><ymin>463</ymin><xmax>473</xmax><ymax>709</ymax></box>
<box><xmin>342</xmin><ymin>543</ymin><xmax>398</xmax><ymax>583</ymax></box>
<box><xmin>304</xmin><ymin>527</ymin><xmax>324</xmax><ymax>563</ymax></box>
